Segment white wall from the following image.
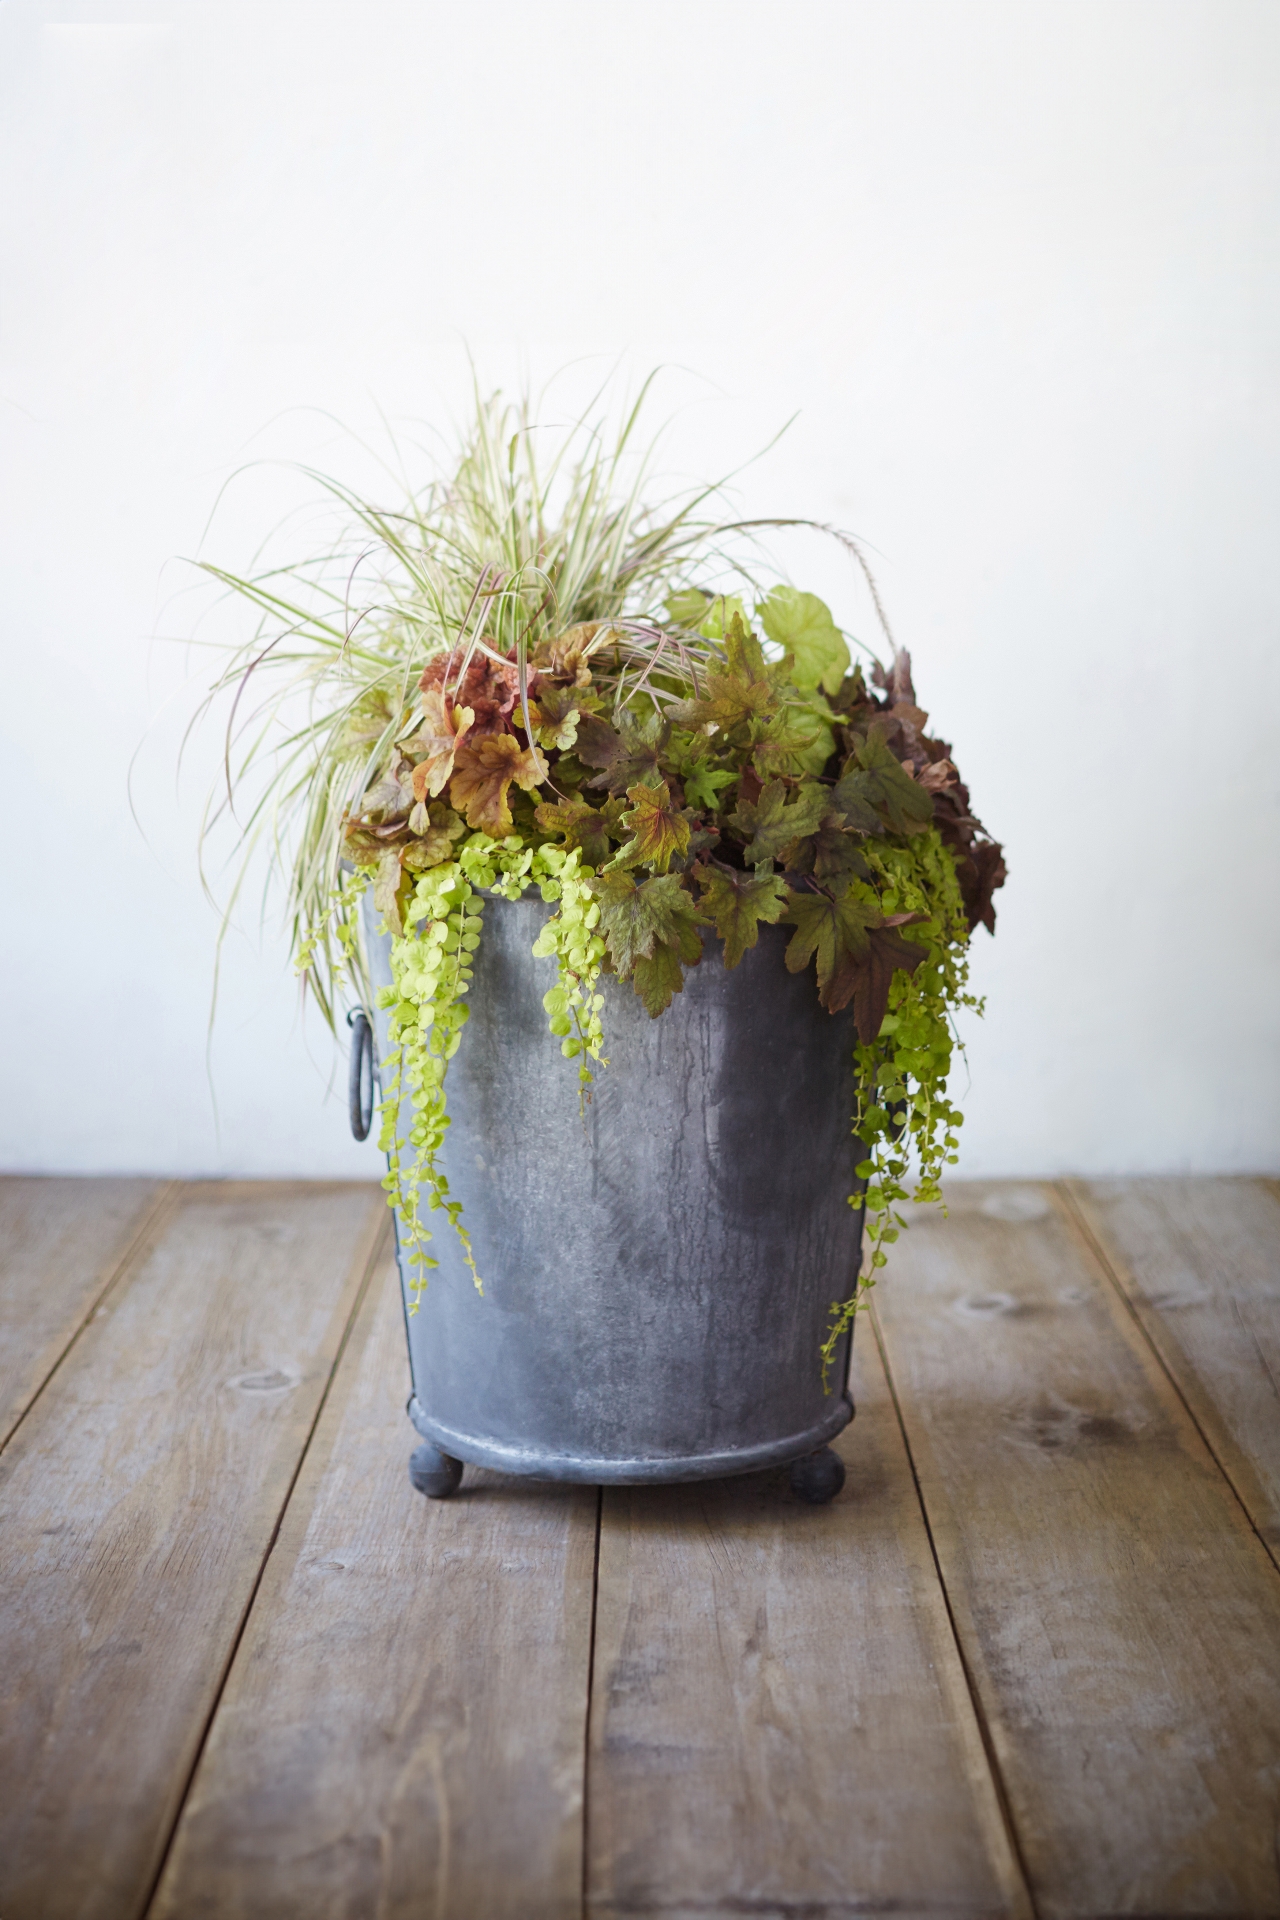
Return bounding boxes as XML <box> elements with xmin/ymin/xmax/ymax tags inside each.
<box><xmin>2</xmin><ymin>0</ymin><xmax>1277</xmax><ymax>1179</ymax></box>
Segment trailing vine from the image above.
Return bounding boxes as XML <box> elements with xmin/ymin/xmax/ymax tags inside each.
<box><xmin>529</xmin><ymin>848</ymin><xmax>609</xmax><ymax>1095</ymax></box>
<box><xmin>376</xmin><ymin>835</ymin><xmax>607</xmax><ymax>1304</ymax></box>
<box><xmin>377</xmin><ymin>858</ymin><xmax>486</xmax><ymax>1302</ymax></box>
<box><xmin>817</xmin><ymin>828</ymin><xmax>981</xmax><ymax>1386</ymax></box>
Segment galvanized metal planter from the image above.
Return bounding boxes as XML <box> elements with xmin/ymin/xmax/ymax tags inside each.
<box><xmin>363</xmin><ymin>895</ymin><xmax>864</xmax><ymax>1502</ymax></box>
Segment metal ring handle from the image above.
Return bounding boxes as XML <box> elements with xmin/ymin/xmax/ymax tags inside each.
<box><xmin>346</xmin><ymin>1009</ymin><xmax>374</xmax><ymax>1141</ymax></box>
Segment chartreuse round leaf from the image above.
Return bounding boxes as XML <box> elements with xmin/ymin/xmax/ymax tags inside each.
<box><xmin>758</xmin><ymin>586</ymin><xmax>850</xmax><ymax>696</ymax></box>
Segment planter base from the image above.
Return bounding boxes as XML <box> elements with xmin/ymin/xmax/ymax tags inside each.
<box><xmin>408</xmin><ymin>1441</ymin><xmax>464</xmax><ymax>1499</ymax></box>
<box><xmin>788</xmin><ymin>1446</ymin><xmax>847</xmax><ymax>1504</ymax></box>
<box><xmin>407</xmin><ymin>1392</ymin><xmax>854</xmax><ymax>1488</ymax></box>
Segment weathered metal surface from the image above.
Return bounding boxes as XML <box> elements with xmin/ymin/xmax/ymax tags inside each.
<box><xmin>365</xmin><ymin>894</ymin><xmax>864</xmax><ymax>1483</ymax></box>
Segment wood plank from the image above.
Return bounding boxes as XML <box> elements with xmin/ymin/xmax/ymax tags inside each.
<box><xmin>0</xmin><ymin>1179</ymin><xmax>385</xmax><ymax>1920</ymax></box>
<box><xmin>587</xmin><ymin>1333</ymin><xmax>1032</xmax><ymax>1920</ymax></box>
<box><xmin>0</xmin><ymin>1175</ymin><xmax>172</xmax><ymax>1447</ymax></box>
<box><xmin>1065</xmin><ymin>1176</ymin><xmax>1280</xmax><ymax>1554</ymax></box>
<box><xmin>151</xmin><ymin>1246</ymin><xmax>597</xmax><ymax>1920</ymax></box>
<box><xmin>874</xmin><ymin>1180</ymin><xmax>1280</xmax><ymax>1919</ymax></box>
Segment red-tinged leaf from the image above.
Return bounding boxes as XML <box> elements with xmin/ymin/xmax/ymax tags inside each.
<box><xmin>829</xmin><ymin>661</ymin><xmax>871</xmax><ymax>717</ymax></box>
<box><xmin>419</xmin><ymin>650</ymin><xmax>520</xmax><ymax>736</ymax></box>
<box><xmin>358</xmin><ymin>754</ymin><xmax>416</xmax><ymax>826</ymax></box>
<box><xmin>955</xmin><ymin>838</ymin><xmax>1007</xmax><ymax>935</ymax></box>
<box><xmin>407</xmin><ymin>687</ymin><xmax>475</xmax><ymax>801</ymax></box>
<box><xmin>810</xmin><ymin>814</ymin><xmax>871</xmax><ymax>882</ymax></box>
<box><xmin>448</xmin><ymin>734</ymin><xmax>547</xmax><ymax>835</ymax></box>
<box><xmin>871</xmin><ymin>649</ymin><xmax>913</xmax><ymax>703</ymax></box>
<box><xmin>607</xmin><ymin>781</ymin><xmax>692</xmax><ymax>874</ymax></box>
<box><xmin>694</xmin><ymin>865</ymin><xmax>787</xmax><ymax>969</ymax></box>
<box><xmin>847</xmin><ymin>925</ymin><xmax>930</xmax><ymax>1042</ymax></box>
<box><xmin>781</xmin><ymin>878</ymin><xmax>881</xmax><ymax>1009</ymax></box>
<box><xmin>576</xmin><ymin>710</ymin><xmax>668</xmax><ymax>794</ymax></box>
<box><xmin>737</xmin><ymin>765</ymin><xmax>763</xmax><ymax>809</ymax></box>
<box><xmin>917</xmin><ymin>756</ymin><xmax>958</xmax><ymax>794</ymax></box>
<box><xmin>373</xmin><ymin>848</ymin><xmax>407</xmax><ymax>935</ymax></box>
<box><xmin>531</xmin><ymin>622</ymin><xmax>604</xmax><ymax>686</ymax></box>
<box><xmin>342</xmin><ymin>821</ymin><xmax>388</xmax><ymax>867</ymax></box>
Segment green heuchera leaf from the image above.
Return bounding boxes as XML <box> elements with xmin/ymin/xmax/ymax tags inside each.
<box><xmin>697</xmin><ymin>594</ymin><xmax>750</xmax><ymax>640</ymax></box>
<box><xmin>727</xmin><ymin>778</ymin><xmax>829</xmax><ymax>866</ymax></box>
<box><xmin>759</xmin><ymin>587</ymin><xmax>849</xmax><ymax>696</ymax></box>
<box><xmin>402</xmin><ymin>800</ymin><xmax>466</xmax><ymax>869</ymax></box>
<box><xmin>665</xmin><ymin>589</ymin><xmax>711</xmax><ymax>629</ymax></box>
<box><xmin>694</xmin><ymin>866</ymin><xmax>788</xmax><ymax>968</ymax></box>
<box><xmin>681</xmin><ymin>761</ymin><xmax>736</xmax><ymax>811</ymax></box>
<box><xmin>530</xmin><ymin>683</ymin><xmax>582</xmax><ymax>751</ymax></box>
<box><xmin>632</xmin><ymin>902</ymin><xmax>704</xmax><ymax>1015</ymax></box>
<box><xmin>722</xmin><ymin>610</ymin><xmax>769</xmax><ymax>682</ymax></box>
<box><xmin>833</xmin><ymin>730</ymin><xmax>934</xmax><ymax>835</ymax></box>
<box><xmin>591</xmin><ymin>872</ymin><xmax>703</xmax><ymax>978</ymax></box>
<box><xmin>663</xmin><ymin>590</ymin><xmax>750</xmax><ymax>642</ymax></box>
<box><xmin>752</xmin><ymin>697</ymin><xmax>837</xmax><ymax>779</ymax></box>
<box><xmin>668</xmin><ymin>613</ymin><xmax>781</xmax><ymax>733</ymax></box>
<box><xmin>533</xmin><ymin>795</ymin><xmax>619</xmax><ymax>867</ymax></box>
<box><xmin>605</xmin><ymin>781</ymin><xmax>692</xmax><ymax>874</ymax></box>
<box><xmin>827</xmin><ymin>765</ymin><xmax>883</xmax><ymax>833</ymax></box>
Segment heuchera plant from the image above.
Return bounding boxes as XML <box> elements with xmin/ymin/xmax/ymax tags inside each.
<box><xmin>199</xmin><ymin>385</ymin><xmax>1005</xmax><ymax>1380</ymax></box>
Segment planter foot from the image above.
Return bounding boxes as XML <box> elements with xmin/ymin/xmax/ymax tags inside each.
<box><xmin>409</xmin><ymin>1442</ymin><xmax>464</xmax><ymax>1499</ymax></box>
<box><xmin>789</xmin><ymin>1446</ymin><xmax>845</xmax><ymax>1505</ymax></box>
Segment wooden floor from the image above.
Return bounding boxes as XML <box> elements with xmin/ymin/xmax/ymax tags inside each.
<box><xmin>2</xmin><ymin>1178</ymin><xmax>1280</xmax><ymax>1919</ymax></box>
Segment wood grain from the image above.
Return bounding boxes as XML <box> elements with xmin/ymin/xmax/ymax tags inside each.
<box><xmin>875</xmin><ymin>1180</ymin><xmax>1280</xmax><ymax>1919</ymax></box>
<box><xmin>587</xmin><ymin>1333</ymin><xmax>1032</xmax><ymax>1920</ymax></box>
<box><xmin>1065</xmin><ymin>1176</ymin><xmax>1280</xmax><ymax>1553</ymax></box>
<box><xmin>0</xmin><ymin>1175</ymin><xmax>172</xmax><ymax>1447</ymax></box>
<box><xmin>151</xmin><ymin>1246</ymin><xmax>598</xmax><ymax>1920</ymax></box>
<box><xmin>0</xmin><ymin>1179</ymin><xmax>385</xmax><ymax>1920</ymax></box>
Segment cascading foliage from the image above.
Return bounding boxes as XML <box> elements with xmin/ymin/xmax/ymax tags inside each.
<box><xmin>199</xmin><ymin>382</ymin><xmax>1005</xmax><ymax>1377</ymax></box>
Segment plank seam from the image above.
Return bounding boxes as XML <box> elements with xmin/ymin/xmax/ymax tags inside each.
<box><xmin>138</xmin><ymin>1203</ymin><xmax>392</xmax><ymax>1920</ymax></box>
<box><xmin>1056</xmin><ymin>1180</ymin><xmax>1280</xmax><ymax>1582</ymax></box>
<box><xmin>0</xmin><ymin>1178</ymin><xmax>183</xmax><ymax>1457</ymax></box>
<box><xmin>582</xmin><ymin>1485</ymin><xmax>603</xmax><ymax>1920</ymax></box>
<box><xmin>868</xmin><ymin>1303</ymin><xmax>1041</xmax><ymax>1920</ymax></box>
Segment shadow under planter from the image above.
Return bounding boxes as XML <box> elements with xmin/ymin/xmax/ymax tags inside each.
<box><xmin>364</xmin><ymin>896</ymin><xmax>864</xmax><ymax>1503</ymax></box>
